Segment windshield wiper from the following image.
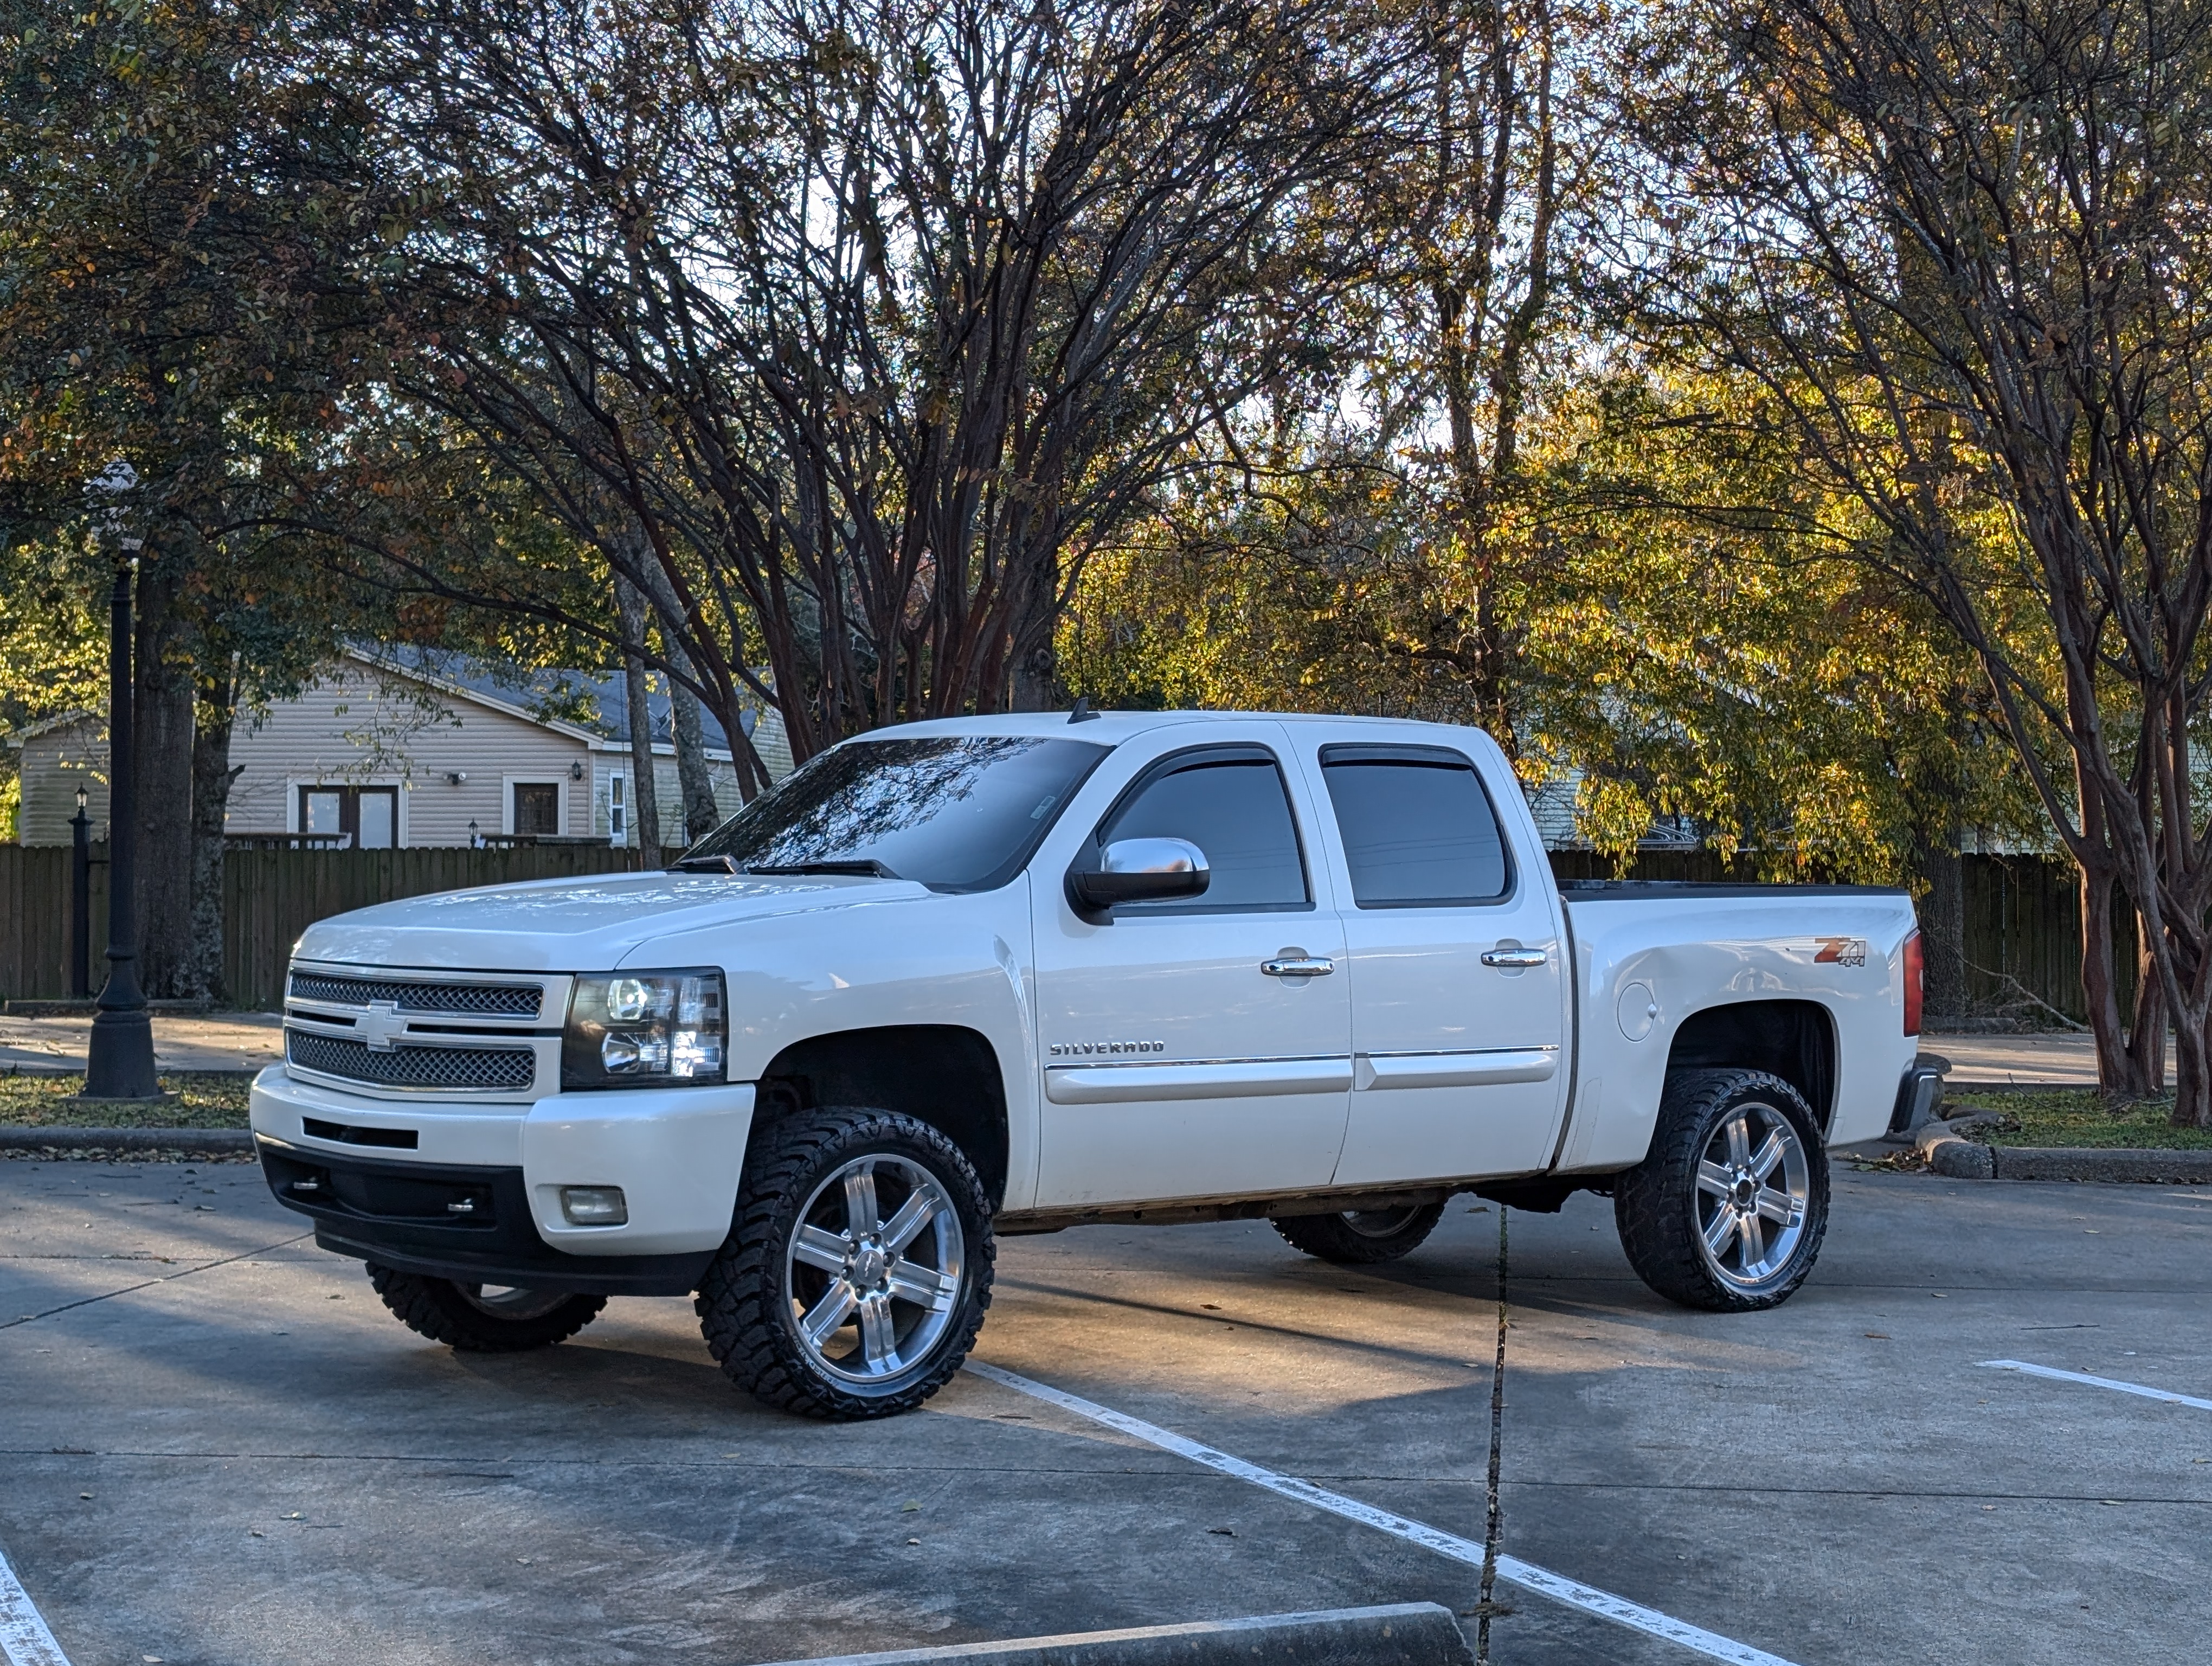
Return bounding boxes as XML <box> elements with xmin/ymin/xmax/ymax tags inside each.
<box><xmin>740</xmin><ymin>859</ymin><xmax>902</xmax><ymax>880</ymax></box>
<box><xmin>673</xmin><ymin>855</ymin><xmax>737</xmax><ymax>874</ymax></box>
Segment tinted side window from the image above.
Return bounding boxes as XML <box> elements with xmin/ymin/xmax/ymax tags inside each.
<box><xmin>1101</xmin><ymin>757</ymin><xmax>1309</xmax><ymax>911</ymax></box>
<box><xmin>1322</xmin><ymin>757</ymin><xmax>1509</xmax><ymax>906</ymax></box>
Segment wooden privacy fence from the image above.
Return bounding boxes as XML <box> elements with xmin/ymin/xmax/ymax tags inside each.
<box><xmin>0</xmin><ymin>842</ymin><xmax>2113</xmax><ymax>1020</ymax></box>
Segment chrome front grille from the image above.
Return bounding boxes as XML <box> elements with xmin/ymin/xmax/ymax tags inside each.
<box><xmin>281</xmin><ymin>962</ymin><xmax>564</xmax><ymax>1100</ymax></box>
<box><xmin>286</xmin><ymin>1029</ymin><xmax>537</xmax><ymax>1092</ymax></box>
<box><xmin>286</xmin><ymin>972</ymin><xmax>541</xmax><ymax>1018</ymax></box>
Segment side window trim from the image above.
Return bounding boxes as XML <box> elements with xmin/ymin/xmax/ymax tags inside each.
<box><xmin>1316</xmin><ymin>742</ymin><xmax>1519</xmax><ymax>909</ymax></box>
<box><xmin>1079</xmin><ymin>742</ymin><xmax>1315</xmax><ymax>916</ymax></box>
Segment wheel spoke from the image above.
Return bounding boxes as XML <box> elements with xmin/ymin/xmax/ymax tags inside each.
<box><xmin>793</xmin><ymin>1225</ymin><xmax>851</xmax><ymax>1274</ymax></box>
<box><xmin>842</xmin><ymin>1165</ymin><xmax>880</xmax><ymax>1236</ymax></box>
<box><xmin>879</xmin><ymin>1190</ymin><xmax>942</xmax><ymax>1254</ymax></box>
<box><xmin>1735</xmin><ymin>1208</ymin><xmax>1765</xmax><ymax>1270</ymax></box>
<box><xmin>1696</xmin><ymin>1160</ymin><xmax>1735</xmax><ymax>1197</ymax></box>
<box><xmin>1702</xmin><ymin>1204</ymin><xmax>1737</xmax><ymax>1257</ymax></box>
<box><xmin>857</xmin><ymin>1292</ymin><xmax>899</xmax><ymax>1371</ymax></box>
<box><xmin>1724</xmin><ymin>1114</ymin><xmax>1752</xmax><ymax>1168</ymax></box>
<box><xmin>1749</xmin><ymin>1128</ymin><xmax>1789</xmax><ymax>1182</ymax></box>
<box><xmin>1754</xmin><ymin>1186</ymin><xmax>1798</xmax><ymax>1227</ymax></box>
<box><xmin>799</xmin><ymin>1279</ymin><xmax>857</xmax><ymax>1347</ymax></box>
<box><xmin>888</xmin><ymin>1257</ymin><xmax>956</xmax><ymax>1311</ymax></box>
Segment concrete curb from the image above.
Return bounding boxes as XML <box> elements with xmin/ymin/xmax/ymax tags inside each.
<box><xmin>1912</xmin><ymin>1122</ymin><xmax>2212</xmax><ymax>1182</ymax></box>
<box><xmin>0</xmin><ymin>1126</ymin><xmax>254</xmax><ymax>1158</ymax></box>
<box><xmin>750</xmin><ymin>1604</ymin><xmax>1472</xmax><ymax>1666</ymax></box>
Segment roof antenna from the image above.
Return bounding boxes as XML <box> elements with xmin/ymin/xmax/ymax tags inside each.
<box><xmin>1067</xmin><ymin>696</ymin><xmax>1101</xmax><ymax>724</ymax></box>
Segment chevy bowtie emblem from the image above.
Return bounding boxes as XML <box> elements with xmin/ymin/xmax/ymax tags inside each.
<box><xmin>359</xmin><ymin>1000</ymin><xmax>405</xmax><ymax>1052</ymax></box>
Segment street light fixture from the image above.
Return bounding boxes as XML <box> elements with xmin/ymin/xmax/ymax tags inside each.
<box><xmin>81</xmin><ymin>460</ymin><xmax>160</xmax><ymax>1101</ymax></box>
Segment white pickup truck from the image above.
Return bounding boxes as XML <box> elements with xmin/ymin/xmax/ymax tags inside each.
<box><xmin>253</xmin><ymin>711</ymin><xmax>1938</xmax><ymax>1419</ymax></box>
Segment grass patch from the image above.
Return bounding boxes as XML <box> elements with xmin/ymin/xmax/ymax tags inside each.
<box><xmin>0</xmin><ymin>1069</ymin><xmax>252</xmax><ymax>1129</ymax></box>
<box><xmin>1945</xmin><ymin>1088</ymin><xmax>2212</xmax><ymax>1149</ymax></box>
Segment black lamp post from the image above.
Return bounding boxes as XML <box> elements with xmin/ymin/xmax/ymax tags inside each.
<box><xmin>69</xmin><ymin>785</ymin><xmax>91</xmax><ymax>1000</ymax></box>
<box><xmin>82</xmin><ymin>466</ymin><xmax>160</xmax><ymax>1100</ymax></box>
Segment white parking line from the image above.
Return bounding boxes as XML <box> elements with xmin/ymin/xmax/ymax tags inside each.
<box><xmin>0</xmin><ymin>1542</ymin><xmax>70</xmax><ymax>1666</ymax></box>
<box><xmin>1978</xmin><ymin>1359</ymin><xmax>2212</xmax><ymax>1411</ymax></box>
<box><xmin>966</xmin><ymin>1361</ymin><xmax>1801</xmax><ymax>1666</ymax></box>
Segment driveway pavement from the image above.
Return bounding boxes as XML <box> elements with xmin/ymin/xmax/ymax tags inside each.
<box><xmin>2</xmin><ymin>1158</ymin><xmax>2207</xmax><ymax>1666</ymax></box>
<box><xmin>0</xmin><ymin>1010</ymin><xmax>282</xmax><ymax>1075</ymax></box>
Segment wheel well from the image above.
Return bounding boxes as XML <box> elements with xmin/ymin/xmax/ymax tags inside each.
<box><xmin>756</xmin><ymin>1026</ymin><xmax>1011</xmax><ymax>1207</ymax></box>
<box><xmin>1663</xmin><ymin>999</ymin><xmax>1837</xmax><ymax>1131</ymax></box>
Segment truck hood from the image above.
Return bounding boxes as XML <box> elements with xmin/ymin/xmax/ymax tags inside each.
<box><xmin>290</xmin><ymin>870</ymin><xmax>932</xmax><ymax>972</ymax></box>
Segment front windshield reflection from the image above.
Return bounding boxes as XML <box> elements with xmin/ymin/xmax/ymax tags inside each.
<box><xmin>683</xmin><ymin>736</ymin><xmax>1111</xmax><ymax>892</ymax></box>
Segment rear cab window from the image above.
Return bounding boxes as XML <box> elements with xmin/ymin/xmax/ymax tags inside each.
<box><xmin>1319</xmin><ymin>745</ymin><xmax>1512</xmax><ymax>907</ymax></box>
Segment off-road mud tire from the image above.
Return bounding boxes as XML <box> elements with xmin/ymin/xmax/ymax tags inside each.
<box><xmin>1613</xmin><ymin>1068</ymin><xmax>1829</xmax><ymax>1312</ymax></box>
<box><xmin>695</xmin><ymin>1107</ymin><xmax>994</xmax><ymax>1420</ymax></box>
<box><xmin>1271</xmin><ymin>1201</ymin><xmax>1446</xmax><ymax>1264</ymax></box>
<box><xmin>365</xmin><ymin>1264</ymin><xmax>607</xmax><ymax>1351</ymax></box>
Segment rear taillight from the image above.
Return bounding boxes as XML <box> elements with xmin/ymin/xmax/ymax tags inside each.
<box><xmin>1902</xmin><ymin>931</ymin><xmax>1924</xmax><ymax>1036</ymax></box>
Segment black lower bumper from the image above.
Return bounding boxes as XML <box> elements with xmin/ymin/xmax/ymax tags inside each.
<box><xmin>1888</xmin><ymin>1060</ymin><xmax>1947</xmax><ymax>1135</ymax></box>
<box><xmin>256</xmin><ymin>1135</ymin><xmax>716</xmax><ymax>1297</ymax></box>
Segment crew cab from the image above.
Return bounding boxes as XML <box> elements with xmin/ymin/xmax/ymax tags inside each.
<box><xmin>251</xmin><ymin>711</ymin><xmax>1938</xmax><ymax>1419</ymax></box>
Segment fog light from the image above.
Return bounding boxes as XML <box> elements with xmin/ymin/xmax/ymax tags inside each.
<box><xmin>560</xmin><ymin>1186</ymin><xmax>628</xmax><ymax>1226</ymax></box>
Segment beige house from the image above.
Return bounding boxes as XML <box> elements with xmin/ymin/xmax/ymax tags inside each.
<box><xmin>3</xmin><ymin>648</ymin><xmax>792</xmax><ymax>849</ymax></box>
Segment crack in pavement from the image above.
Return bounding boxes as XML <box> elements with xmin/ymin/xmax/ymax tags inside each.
<box><xmin>0</xmin><ymin>1234</ymin><xmax>310</xmax><ymax>1331</ymax></box>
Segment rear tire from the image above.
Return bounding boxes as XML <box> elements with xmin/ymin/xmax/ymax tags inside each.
<box><xmin>1272</xmin><ymin>1202</ymin><xmax>1445</xmax><ymax>1265</ymax></box>
<box><xmin>696</xmin><ymin>1107</ymin><xmax>994</xmax><ymax>1420</ymax></box>
<box><xmin>1613</xmin><ymin>1068</ymin><xmax>1828</xmax><ymax>1312</ymax></box>
<box><xmin>365</xmin><ymin>1264</ymin><xmax>606</xmax><ymax>1351</ymax></box>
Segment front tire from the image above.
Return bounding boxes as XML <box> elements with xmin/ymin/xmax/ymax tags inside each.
<box><xmin>696</xmin><ymin>1108</ymin><xmax>994</xmax><ymax>1420</ymax></box>
<box><xmin>1614</xmin><ymin>1068</ymin><xmax>1828</xmax><ymax>1312</ymax></box>
<box><xmin>1272</xmin><ymin>1202</ymin><xmax>1445</xmax><ymax>1265</ymax></box>
<box><xmin>366</xmin><ymin>1265</ymin><xmax>606</xmax><ymax>1351</ymax></box>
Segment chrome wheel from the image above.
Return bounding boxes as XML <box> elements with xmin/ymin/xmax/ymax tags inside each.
<box><xmin>1692</xmin><ymin>1099</ymin><xmax>1811</xmax><ymax>1290</ymax></box>
<box><xmin>455</xmin><ymin>1285</ymin><xmax>575</xmax><ymax>1322</ymax></box>
<box><xmin>1342</xmin><ymin>1207</ymin><xmax>1428</xmax><ymax>1238</ymax></box>
<box><xmin>785</xmin><ymin>1153</ymin><xmax>965</xmax><ymax>1389</ymax></box>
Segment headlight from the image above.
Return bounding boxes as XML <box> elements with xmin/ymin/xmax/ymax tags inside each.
<box><xmin>562</xmin><ymin>969</ymin><xmax>726</xmax><ymax>1088</ymax></box>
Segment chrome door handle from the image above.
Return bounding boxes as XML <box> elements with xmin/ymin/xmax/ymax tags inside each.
<box><xmin>1481</xmin><ymin>947</ymin><xmax>1549</xmax><ymax>969</ymax></box>
<box><xmin>1261</xmin><ymin>956</ymin><xmax>1335</xmax><ymax>978</ymax></box>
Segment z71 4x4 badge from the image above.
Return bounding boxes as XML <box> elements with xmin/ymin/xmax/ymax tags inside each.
<box><xmin>1049</xmin><ymin>1039</ymin><xmax>1167</xmax><ymax>1057</ymax></box>
<box><xmin>1812</xmin><ymin>937</ymin><xmax>1868</xmax><ymax>967</ymax></box>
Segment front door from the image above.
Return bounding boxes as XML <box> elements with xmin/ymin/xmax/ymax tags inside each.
<box><xmin>1307</xmin><ymin>741</ymin><xmax>1572</xmax><ymax>1187</ymax></box>
<box><xmin>1032</xmin><ymin>734</ymin><xmax>1351</xmax><ymax>1207</ymax></box>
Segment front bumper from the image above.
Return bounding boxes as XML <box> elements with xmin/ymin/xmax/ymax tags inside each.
<box><xmin>250</xmin><ymin>1065</ymin><xmax>756</xmax><ymax>1274</ymax></box>
<box><xmin>257</xmin><ymin>1137</ymin><xmax>716</xmax><ymax>1295</ymax></box>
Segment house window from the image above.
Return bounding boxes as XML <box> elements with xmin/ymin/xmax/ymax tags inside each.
<box><xmin>513</xmin><ymin>781</ymin><xmax>561</xmax><ymax>837</ymax></box>
<box><xmin>609</xmin><ymin>772</ymin><xmax>629</xmax><ymax>847</ymax></box>
<box><xmin>297</xmin><ymin>785</ymin><xmax>398</xmax><ymax>849</ymax></box>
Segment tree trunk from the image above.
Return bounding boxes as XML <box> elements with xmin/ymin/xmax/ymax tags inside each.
<box><xmin>1916</xmin><ymin>843</ymin><xmax>1968</xmax><ymax>1027</ymax></box>
<box><xmin>2124</xmin><ymin>911</ymin><xmax>2165</xmax><ymax>1098</ymax></box>
<box><xmin>132</xmin><ymin>561</ymin><xmax>197</xmax><ymax>1001</ymax></box>
<box><xmin>2076</xmin><ymin>859</ymin><xmax>2132</xmax><ymax>1100</ymax></box>
<box><xmin>188</xmin><ymin>667</ymin><xmax>242</xmax><ymax>1004</ymax></box>
<box><xmin>667</xmin><ymin>670</ymin><xmax>721</xmax><ymax>841</ymax></box>
<box><xmin>614</xmin><ymin>575</ymin><xmax>663</xmax><ymax>861</ymax></box>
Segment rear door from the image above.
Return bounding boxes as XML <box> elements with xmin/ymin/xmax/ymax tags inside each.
<box><xmin>1296</xmin><ymin>733</ymin><xmax>1572</xmax><ymax>1186</ymax></box>
<box><xmin>1030</xmin><ymin>725</ymin><xmax>1352</xmax><ymax>1207</ymax></box>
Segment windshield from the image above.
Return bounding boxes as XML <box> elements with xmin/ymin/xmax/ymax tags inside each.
<box><xmin>682</xmin><ymin>735</ymin><xmax>1112</xmax><ymax>892</ymax></box>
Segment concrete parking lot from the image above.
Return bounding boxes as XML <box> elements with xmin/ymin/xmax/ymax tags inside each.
<box><xmin>2</xmin><ymin>1158</ymin><xmax>2207</xmax><ymax>1666</ymax></box>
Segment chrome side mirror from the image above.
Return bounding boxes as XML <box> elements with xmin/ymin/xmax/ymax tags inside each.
<box><xmin>1068</xmin><ymin>837</ymin><xmax>1211</xmax><ymax>916</ymax></box>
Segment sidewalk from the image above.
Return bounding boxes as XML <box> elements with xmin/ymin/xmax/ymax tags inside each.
<box><xmin>1922</xmin><ymin>1030</ymin><xmax>2168</xmax><ymax>1088</ymax></box>
<box><xmin>0</xmin><ymin>1009</ymin><xmax>282</xmax><ymax>1074</ymax></box>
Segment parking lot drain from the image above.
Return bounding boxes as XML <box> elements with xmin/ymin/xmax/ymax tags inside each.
<box><xmin>963</xmin><ymin>1363</ymin><xmax>1799</xmax><ymax>1666</ymax></box>
<box><xmin>752</xmin><ymin>1601</ymin><xmax>1472</xmax><ymax>1666</ymax></box>
<box><xmin>0</xmin><ymin>1540</ymin><xmax>70</xmax><ymax>1666</ymax></box>
<box><xmin>1978</xmin><ymin>1359</ymin><xmax>2212</xmax><ymax>1411</ymax></box>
